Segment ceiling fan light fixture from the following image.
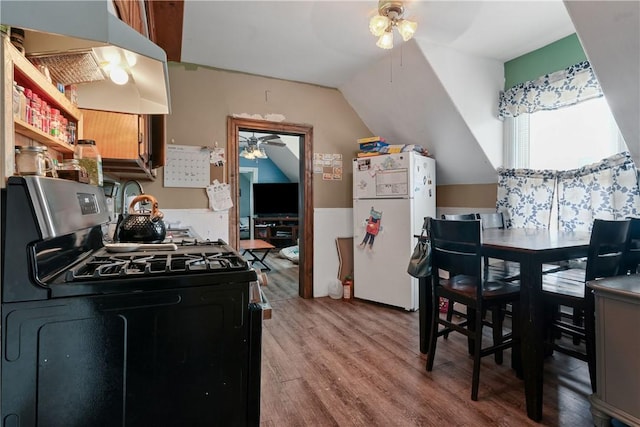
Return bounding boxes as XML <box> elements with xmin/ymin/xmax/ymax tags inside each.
<box><xmin>397</xmin><ymin>19</ymin><xmax>417</xmax><ymax>41</ymax></box>
<box><xmin>376</xmin><ymin>30</ymin><xmax>394</xmax><ymax>50</ymax></box>
<box><xmin>255</xmin><ymin>147</ymin><xmax>268</xmax><ymax>159</ymax></box>
<box><xmin>240</xmin><ymin>148</ymin><xmax>256</xmax><ymax>160</ymax></box>
<box><xmin>369</xmin><ymin>15</ymin><xmax>390</xmax><ymax>37</ymax></box>
<box><xmin>239</xmin><ymin>134</ymin><xmax>271</xmax><ymax>160</ymax></box>
<box><xmin>370</xmin><ymin>0</ymin><xmax>417</xmax><ymax>49</ymax></box>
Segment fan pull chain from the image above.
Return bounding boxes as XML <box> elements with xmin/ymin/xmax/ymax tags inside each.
<box><xmin>388</xmin><ymin>44</ymin><xmax>406</xmax><ymax>83</ymax></box>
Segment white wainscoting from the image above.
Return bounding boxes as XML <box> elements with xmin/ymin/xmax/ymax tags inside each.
<box><xmin>162</xmin><ymin>209</ymin><xmax>229</xmax><ymax>242</ymax></box>
<box><xmin>313</xmin><ymin>208</ymin><xmax>353</xmax><ymax>297</ymax></box>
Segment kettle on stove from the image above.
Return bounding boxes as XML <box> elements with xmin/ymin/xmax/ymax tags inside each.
<box><xmin>116</xmin><ymin>194</ymin><xmax>167</xmax><ymax>243</ymax></box>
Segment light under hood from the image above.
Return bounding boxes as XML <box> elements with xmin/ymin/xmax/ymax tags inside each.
<box><xmin>0</xmin><ymin>1</ymin><xmax>170</xmax><ymax>115</ymax></box>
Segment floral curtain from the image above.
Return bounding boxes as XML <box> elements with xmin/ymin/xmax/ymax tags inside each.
<box><xmin>556</xmin><ymin>152</ymin><xmax>640</xmax><ymax>232</ymax></box>
<box><xmin>496</xmin><ymin>168</ymin><xmax>557</xmax><ymax>229</ymax></box>
<box><xmin>498</xmin><ymin>61</ymin><xmax>603</xmax><ymax>119</ymax></box>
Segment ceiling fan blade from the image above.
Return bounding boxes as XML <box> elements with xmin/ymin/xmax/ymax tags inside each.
<box><xmin>257</xmin><ymin>134</ymin><xmax>280</xmax><ymax>141</ymax></box>
<box><xmin>258</xmin><ymin>134</ymin><xmax>285</xmax><ymax>146</ymax></box>
<box><xmin>263</xmin><ymin>139</ymin><xmax>286</xmax><ymax>147</ymax></box>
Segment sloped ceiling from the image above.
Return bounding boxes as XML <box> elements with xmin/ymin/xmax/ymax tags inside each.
<box><xmin>340</xmin><ymin>40</ymin><xmax>501</xmax><ymax>185</ymax></box>
<box><xmin>563</xmin><ymin>1</ymin><xmax>640</xmax><ymax>166</ymax></box>
<box><xmin>150</xmin><ymin>1</ymin><xmax>639</xmax><ymax>185</ymax></box>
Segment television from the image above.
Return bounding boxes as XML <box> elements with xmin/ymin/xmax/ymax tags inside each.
<box><xmin>253</xmin><ymin>182</ymin><xmax>299</xmax><ymax>217</ymax></box>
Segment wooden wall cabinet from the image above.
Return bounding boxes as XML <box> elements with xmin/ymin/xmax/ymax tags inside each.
<box><xmin>80</xmin><ymin>109</ymin><xmax>165</xmax><ymax>181</ymax></box>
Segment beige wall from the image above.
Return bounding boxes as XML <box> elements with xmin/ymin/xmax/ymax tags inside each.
<box><xmin>436</xmin><ymin>184</ymin><xmax>498</xmax><ymax>208</ymax></box>
<box><xmin>142</xmin><ymin>63</ymin><xmax>371</xmax><ymax>209</ymax></box>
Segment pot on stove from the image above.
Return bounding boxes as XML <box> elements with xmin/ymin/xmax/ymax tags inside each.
<box><xmin>116</xmin><ymin>194</ymin><xmax>166</xmax><ymax>243</ymax></box>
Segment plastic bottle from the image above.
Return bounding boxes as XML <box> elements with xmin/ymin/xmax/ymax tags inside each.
<box><xmin>75</xmin><ymin>139</ymin><xmax>103</xmax><ymax>186</ymax></box>
<box><xmin>342</xmin><ymin>275</ymin><xmax>353</xmax><ymax>301</ymax></box>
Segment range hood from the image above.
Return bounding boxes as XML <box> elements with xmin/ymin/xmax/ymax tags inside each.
<box><xmin>0</xmin><ymin>1</ymin><xmax>170</xmax><ymax>115</ymax></box>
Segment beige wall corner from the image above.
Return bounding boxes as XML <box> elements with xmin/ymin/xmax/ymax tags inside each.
<box><xmin>436</xmin><ymin>183</ymin><xmax>498</xmax><ymax>209</ymax></box>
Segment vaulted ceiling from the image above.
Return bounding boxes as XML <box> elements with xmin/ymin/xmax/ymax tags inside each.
<box><xmin>148</xmin><ymin>1</ymin><xmax>639</xmax><ymax>185</ymax></box>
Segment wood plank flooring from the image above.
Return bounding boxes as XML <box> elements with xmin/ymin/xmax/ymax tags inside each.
<box><xmin>259</xmin><ymin>254</ymin><xmax>595</xmax><ymax>427</ymax></box>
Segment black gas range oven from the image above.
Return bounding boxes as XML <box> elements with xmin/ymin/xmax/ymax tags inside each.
<box><xmin>1</xmin><ymin>176</ymin><xmax>262</xmax><ymax>426</ymax></box>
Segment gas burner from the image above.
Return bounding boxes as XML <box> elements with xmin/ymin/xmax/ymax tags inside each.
<box><xmin>178</xmin><ymin>238</ymin><xmax>226</xmax><ymax>247</ymax></box>
<box><xmin>64</xmin><ymin>250</ymin><xmax>248</xmax><ymax>282</ymax></box>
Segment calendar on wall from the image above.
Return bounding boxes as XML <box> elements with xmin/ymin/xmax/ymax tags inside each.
<box><xmin>164</xmin><ymin>144</ymin><xmax>211</xmax><ymax>188</ymax></box>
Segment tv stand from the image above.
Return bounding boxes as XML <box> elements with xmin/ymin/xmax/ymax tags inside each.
<box><xmin>253</xmin><ymin>216</ymin><xmax>299</xmax><ymax>248</ymax></box>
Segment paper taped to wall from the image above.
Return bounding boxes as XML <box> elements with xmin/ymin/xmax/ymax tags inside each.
<box><xmin>207</xmin><ymin>180</ymin><xmax>233</xmax><ymax>211</ymax></box>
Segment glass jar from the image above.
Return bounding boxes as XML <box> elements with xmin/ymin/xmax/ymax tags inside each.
<box><xmin>75</xmin><ymin>139</ymin><xmax>103</xmax><ymax>186</ymax></box>
<box><xmin>15</xmin><ymin>145</ymin><xmax>53</xmax><ymax>176</ymax></box>
<box><xmin>66</xmin><ymin>119</ymin><xmax>76</xmax><ymax>145</ymax></box>
<box><xmin>10</xmin><ymin>27</ymin><xmax>25</xmax><ymax>55</ymax></box>
<box><xmin>57</xmin><ymin>159</ymin><xmax>89</xmax><ymax>183</ymax></box>
<box><xmin>40</xmin><ymin>146</ymin><xmax>58</xmax><ymax>178</ymax></box>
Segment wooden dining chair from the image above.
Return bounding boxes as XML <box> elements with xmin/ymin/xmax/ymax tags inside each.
<box><xmin>476</xmin><ymin>212</ymin><xmax>521</xmax><ymax>282</ymax></box>
<box><xmin>541</xmin><ymin>218</ymin><xmax>631</xmax><ymax>392</ymax></box>
<box><xmin>426</xmin><ymin>218</ymin><xmax>521</xmax><ymax>401</ymax></box>
<box><xmin>440</xmin><ymin>214</ymin><xmax>478</xmax><ymax>331</ymax></box>
<box><xmin>441</xmin><ymin>213</ymin><xmax>476</xmax><ymax>220</ymax></box>
<box><xmin>619</xmin><ymin>216</ymin><xmax>640</xmax><ymax>275</ymax></box>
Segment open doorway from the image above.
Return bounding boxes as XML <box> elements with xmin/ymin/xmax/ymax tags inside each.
<box><xmin>227</xmin><ymin>117</ymin><xmax>313</xmax><ymax>298</ymax></box>
<box><xmin>239</xmin><ymin>167</ymin><xmax>258</xmax><ymax>240</ymax></box>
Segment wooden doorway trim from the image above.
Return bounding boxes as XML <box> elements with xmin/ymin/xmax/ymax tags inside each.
<box><xmin>227</xmin><ymin>117</ymin><xmax>313</xmax><ymax>299</ymax></box>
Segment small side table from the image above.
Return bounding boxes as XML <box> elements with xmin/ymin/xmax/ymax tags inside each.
<box><xmin>240</xmin><ymin>239</ymin><xmax>276</xmax><ymax>271</ymax></box>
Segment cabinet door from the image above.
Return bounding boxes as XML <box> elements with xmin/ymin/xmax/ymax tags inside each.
<box><xmin>113</xmin><ymin>0</ymin><xmax>147</xmax><ymax>35</ymax></box>
<box><xmin>150</xmin><ymin>114</ymin><xmax>166</xmax><ymax>168</ymax></box>
<box><xmin>81</xmin><ymin>109</ymin><xmax>140</xmax><ymax>160</ymax></box>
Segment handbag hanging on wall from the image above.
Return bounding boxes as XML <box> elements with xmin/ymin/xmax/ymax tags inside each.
<box><xmin>407</xmin><ymin>217</ymin><xmax>432</xmax><ymax>278</ymax></box>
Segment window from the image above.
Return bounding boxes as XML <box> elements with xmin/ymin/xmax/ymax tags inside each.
<box><xmin>499</xmin><ymin>61</ymin><xmax>638</xmax><ymax>231</ymax></box>
<box><xmin>505</xmin><ymin>97</ymin><xmax>627</xmax><ymax>170</ymax></box>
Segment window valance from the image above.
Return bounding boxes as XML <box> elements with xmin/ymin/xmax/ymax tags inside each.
<box><xmin>498</xmin><ymin>61</ymin><xmax>603</xmax><ymax>119</ymax></box>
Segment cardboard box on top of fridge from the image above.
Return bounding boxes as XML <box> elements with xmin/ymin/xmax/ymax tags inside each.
<box><xmin>359</xmin><ymin>141</ymin><xmax>389</xmax><ymax>151</ymax></box>
<box><xmin>356</xmin><ymin>136</ymin><xmax>386</xmax><ymax>143</ymax></box>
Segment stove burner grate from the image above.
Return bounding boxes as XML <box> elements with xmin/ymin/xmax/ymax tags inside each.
<box><xmin>176</xmin><ymin>239</ymin><xmax>227</xmax><ymax>247</ymax></box>
<box><xmin>64</xmin><ymin>251</ymin><xmax>248</xmax><ymax>282</ymax></box>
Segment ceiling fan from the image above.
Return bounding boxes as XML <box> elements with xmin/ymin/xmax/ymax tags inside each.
<box><xmin>239</xmin><ymin>133</ymin><xmax>286</xmax><ymax>148</ymax></box>
<box><xmin>239</xmin><ymin>133</ymin><xmax>285</xmax><ymax>159</ymax></box>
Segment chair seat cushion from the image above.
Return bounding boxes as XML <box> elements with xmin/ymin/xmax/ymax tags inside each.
<box><xmin>440</xmin><ymin>275</ymin><xmax>520</xmax><ymax>299</ymax></box>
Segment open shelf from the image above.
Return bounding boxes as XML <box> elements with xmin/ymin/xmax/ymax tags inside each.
<box><xmin>14</xmin><ymin>119</ymin><xmax>74</xmax><ymax>154</ymax></box>
<box><xmin>253</xmin><ymin>216</ymin><xmax>298</xmax><ymax>247</ymax></box>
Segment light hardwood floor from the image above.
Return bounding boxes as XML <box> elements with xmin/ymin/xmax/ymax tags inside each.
<box><xmin>259</xmin><ymin>254</ymin><xmax>595</xmax><ymax>427</ymax></box>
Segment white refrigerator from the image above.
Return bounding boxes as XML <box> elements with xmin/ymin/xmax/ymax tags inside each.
<box><xmin>352</xmin><ymin>152</ymin><xmax>436</xmax><ymax>311</ymax></box>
